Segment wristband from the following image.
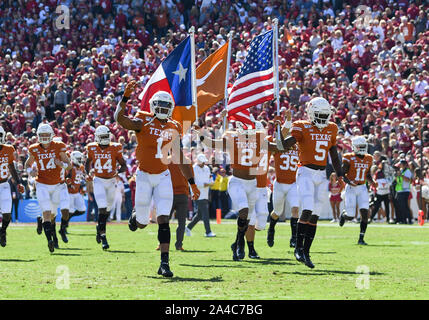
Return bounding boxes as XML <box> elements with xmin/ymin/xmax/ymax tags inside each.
<box><xmin>282</xmin><ymin>120</ymin><xmax>292</xmax><ymax>130</ymax></box>
<box><xmin>26</xmin><ymin>167</ymin><xmax>33</xmax><ymax>174</ymax></box>
<box><xmin>188</xmin><ymin>178</ymin><xmax>195</xmax><ymax>185</ymax></box>
<box><xmin>122</xmin><ymin>96</ymin><xmax>130</xmax><ymax>103</ymax></box>
<box><xmin>60</xmin><ymin>162</ymin><xmax>68</xmax><ymax>169</ymax></box>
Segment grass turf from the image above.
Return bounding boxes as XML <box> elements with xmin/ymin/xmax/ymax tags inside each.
<box><xmin>0</xmin><ymin>220</ymin><xmax>428</xmax><ymax>300</ymax></box>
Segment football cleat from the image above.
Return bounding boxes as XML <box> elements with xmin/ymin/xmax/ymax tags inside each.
<box><xmin>290</xmin><ymin>237</ymin><xmax>297</xmax><ymax>248</ymax></box>
<box><xmin>303</xmin><ymin>252</ymin><xmax>315</xmax><ymax>269</ymax></box>
<box><xmin>59</xmin><ymin>228</ymin><xmax>68</xmax><ymax>243</ymax></box>
<box><xmin>96</xmin><ymin>225</ymin><xmax>101</xmax><ymax>244</ymax></box>
<box><xmin>48</xmin><ymin>240</ymin><xmax>55</xmax><ymax>253</ymax></box>
<box><xmin>248</xmin><ymin>248</ymin><xmax>260</xmax><ymax>259</ymax></box>
<box><xmin>231</xmin><ymin>242</ymin><xmax>240</xmax><ymax>261</ymax></box>
<box><xmin>158</xmin><ymin>262</ymin><xmax>174</xmax><ymax>277</ymax></box>
<box><xmin>53</xmin><ymin>236</ymin><xmax>59</xmax><ymax>249</ymax></box>
<box><xmin>358</xmin><ymin>239</ymin><xmax>368</xmax><ymax>245</ymax></box>
<box><xmin>267</xmin><ymin>228</ymin><xmax>275</xmax><ymax>247</ymax></box>
<box><xmin>294</xmin><ymin>248</ymin><xmax>305</xmax><ymax>263</ymax></box>
<box><xmin>101</xmin><ymin>235</ymin><xmax>109</xmax><ymax>250</ymax></box>
<box><xmin>36</xmin><ymin>216</ymin><xmax>43</xmax><ymax>235</ymax></box>
<box><xmin>0</xmin><ymin>230</ymin><xmax>6</xmax><ymax>247</ymax></box>
<box><xmin>128</xmin><ymin>212</ymin><xmax>137</xmax><ymax>232</ymax></box>
<box><xmin>237</xmin><ymin>241</ymin><xmax>245</xmax><ymax>260</ymax></box>
<box><xmin>339</xmin><ymin>211</ymin><xmax>346</xmax><ymax>227</ymax></box>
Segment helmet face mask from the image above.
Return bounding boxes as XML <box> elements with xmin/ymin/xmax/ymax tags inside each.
<box><xmin>150</xmin><ymin>91</ymin><xmax>174</xmax><ymax>120</ymax></box>
<box><xmin>37</xmin><ymin>124</ymin><xmax>54</xmax><ymax>145</ymax></box>
<box><xmin>152</xmin><ymin>100</ymin><xmax>173</xmax><ymax>120</ymax></box>
<box><xmin>352</xmin><ymin>136</ymin><xmax>368</xmax><ymax>155</ymax></box>
<box><xmin>307</xmin><ymin>97</ymin><xmax>332</xmax><ymax>130</ymax></box>
<box><xmin>71</xmin><ymin>151</ymin><xmax>83</xmax><ymax>166</ymax></box>
<box><xmin>95</xmin><ymin>126</ymin><xmax>111</xmax><ymax>146</ymax></box>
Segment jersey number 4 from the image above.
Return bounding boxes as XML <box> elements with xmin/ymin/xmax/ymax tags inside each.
<box><xmin>94</xmin><ymin>158</ymin><xmax>112</xmax><ymax>173</ymax></box>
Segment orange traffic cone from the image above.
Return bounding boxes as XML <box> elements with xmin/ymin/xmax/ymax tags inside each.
<box><xmin>418</xmin><ymin>210</ymin><xmax>425</xmax><ymax>226</ymax></box>
<box><xmin>216</xmin><ymin>208</ymin><xmax>222</xmax><ymax>224</ymax></box>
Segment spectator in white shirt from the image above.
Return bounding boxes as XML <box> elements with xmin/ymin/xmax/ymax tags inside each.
<box><xmin>185</xmin><ymin>154</ymin><xmax>216</xmax><ymax>237</ymax></box>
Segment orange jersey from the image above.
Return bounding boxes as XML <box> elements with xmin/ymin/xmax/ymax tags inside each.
<box><xmin>343</xmin><ymin>153</ymin><xmax>373</xmax><ymax>185</ymax></box>
<box><xmin>29</xmin><ymin>141</ymin><xmax>67</xmax><ymax>185</ymax></box>
<box><xmin>226</xmin><ymin>131</ymin><xmax>264</xmax><ymax>173</ymax></box>
<box><xmin>68</xmin><ymin>165</ymin><xmax>85</xmax><ymax>194</ymax></box>
<box><xmin>273</xmin><ymin>143</ymin><xmax>299</xmax><ymax>185</ymax></box>
<box><xmin>0</xmin><ymin>144</ymin><xmax>15</xmax><ymax>181</ymax></box>
<box><xmin>86</xmin><ymin>142</ymin><xmax>124</xmax><ymax>179</ymax></box>
<box><xmin>290</xmin><ymin>120</ymin><xmax>337</xmax><ymax>167</ymax></box>
<box><xmin>168</xmin><ymin>163</ymin><xmax>191</xmax><ymax>196</ymax></box>
<box><xmin>134</xmin><ymin>111</ymin><xmax>182</xmax><ymax>174</ymax></box>
<box><xmin>256</xmin><ymin>136</ymin><xmax>271</xmax><ymax>188</ymax></box>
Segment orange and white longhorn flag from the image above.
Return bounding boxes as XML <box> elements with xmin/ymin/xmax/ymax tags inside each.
<box><xmin>172</xmin><ymin>41</ymin><xmax>229</xmax><ymax>131</ymax></box>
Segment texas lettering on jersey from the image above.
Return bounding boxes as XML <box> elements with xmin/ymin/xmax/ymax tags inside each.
<box><xmin>29</xmin><ymin>141</ymin><xmax>67</xmax><ymax>185</ymax></box>
<box><xmin>343</xmin><ymin>153</ymin><xmax>373</xmax><ymax>185</ymax></box>
<box><xmin>134</xmin><ymin>111</ymin><xmax>182</xmax><ymax>174</ymax></box>
<box><xmin>290</xmin><ymin>120</ymin><xmax>338</xmax><ymax>167</ymax></box>
<box><xmin>86</xmin><ymin>142</ymin><xmax>123</xmax><ymax>179</ymax></box>
<box><xmin>0</xmin><ymin>145</ymin><xmax>15</xmax><ymax>181</ymax></box>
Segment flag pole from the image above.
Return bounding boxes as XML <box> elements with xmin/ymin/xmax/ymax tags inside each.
<box><xmin>273</xmin><ymin>18</ymin><xmax>281</xmax><ymax>140</ymax></box>
<box><xmin>223</xmin><ymin>32</ymin><xmax>232</xmax><ymax>133</ymax></box>
<box><xmin>189</xmin><ymin>26</ymin><xmax>198</xmax><ymax>125</ymax></box>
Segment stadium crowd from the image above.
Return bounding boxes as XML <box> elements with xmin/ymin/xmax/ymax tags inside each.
<box><xmin>0</xmin><ymin>0</ymin><xmax>428</xmax><ymax>223</ymax></box>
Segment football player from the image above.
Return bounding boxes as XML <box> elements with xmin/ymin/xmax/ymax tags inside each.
<box><xmin>114</xmin><ymin>80</ymin><xmax>200</xmax><ymax>278</ymax></box>
<box><xmin>25</xmin><ymin>123</ymin><xmax>71</xmax><ymax>253</ymax></box>
<box><xmin>0</xmin><ymin>126</ymin><xmax>25</xmax><ymax>247</ymax></box>
<box><xmin>51</xmin><ymin>137</ymin><xmax>70</xmax><ymax>248</ymax></box>
<box><xmin>279</xmin><ymin>97</ymin><xmax>343</xmax><ymax>268</ymax></box>
<box><xmin>66</xmin><ymin>151</ymin><xmax>87</xmax><ymax>226</ymax></box>
<box><xmin>240</xmin><ymin>120</ymin><xmax>269</xmax><ymax>260</ymax></box>
<box><xmin>195</xmin><ymin>112</ymin><xmax>281</xmax><ymax>261</ymax></box>
<box><xmin>267</xmin><ymin>111</ymin><xmax>300</xmax><ymax>249</ymax></box>
<box><xmin>85</xmin><ymin>125</ymin><xmax>127</xmax><ymax>250</ymax></box>
<box><xmin>339</xmin><ymin>136</ymin><xmax>377</xmax><ymax>245</ymax></box>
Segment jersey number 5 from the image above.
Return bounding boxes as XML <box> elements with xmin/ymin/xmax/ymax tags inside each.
<box><xmin>315</xmin><ymin>141</ymin><xmax>328</xmax><ymax>161</ymax></box>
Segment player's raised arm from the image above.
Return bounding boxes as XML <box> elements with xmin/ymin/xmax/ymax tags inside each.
<box><xmin>114</xmin><ymin>80</ymin><xmax>143</xmax><ymax>132</ymax></box>
<box><xmin>269</xmin><ymin>111</ymin><xmax>293</xmax><ymax>153</ymax></box>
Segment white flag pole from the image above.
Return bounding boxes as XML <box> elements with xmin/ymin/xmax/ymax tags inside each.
<box><xmin>273</xmin><ymin>19</ymin><xmax>281</xmax><ymax>142</ymax></box>
<box><xmin>189</xmin><ymin>26</ymin><xmax>198</xmax><ymax>125</ymax></box>
<box><xmin>223</xmin><ymin>32</ymin><xmax>232</xmax><ymax>133</ymax></box>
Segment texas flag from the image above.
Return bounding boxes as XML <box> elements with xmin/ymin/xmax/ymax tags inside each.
<box><xmin>172</xmin><ymin>41</ymin><xmax>229</xmax><ymax>131</ymax></box>
<box><xmin>139</xmin><ymin>36</ymin><xmax>192</xmax><ymax>111</ymax></box>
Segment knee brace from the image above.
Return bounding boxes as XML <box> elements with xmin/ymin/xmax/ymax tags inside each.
<box><xmin>300</xmin><ymin>210</ymin><xmax>312</xmax><ymax>222</ymax></box>
<box><xmin>158</xmin><ymin>223</ymin><xmax>171</xmax><ymax>244</ymax></box>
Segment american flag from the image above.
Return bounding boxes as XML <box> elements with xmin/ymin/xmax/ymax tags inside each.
<box><xmin>227</xmin><ymin>30</ymin><xmax>274</xmax><ymax>120</ymax></box>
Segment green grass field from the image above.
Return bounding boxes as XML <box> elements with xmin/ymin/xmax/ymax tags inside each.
<box><xmin>0</xmin><ymin>220</ymin><xmax>428</xmax><ymax>300</ymax></box>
